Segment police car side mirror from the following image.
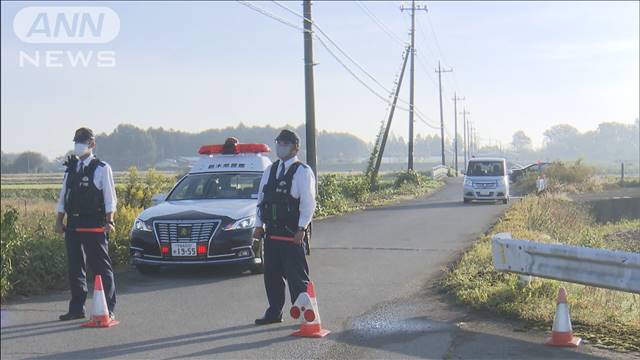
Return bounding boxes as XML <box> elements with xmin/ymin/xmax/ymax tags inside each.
<box><xmin>151</xmin><ymin>193</ymin><xmax>167</xmax><ymax>206</ymax></box>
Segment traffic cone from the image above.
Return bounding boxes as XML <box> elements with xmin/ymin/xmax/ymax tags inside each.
<box><xmin>290</xmin><ymin>281</ymin><xmax>330</xmax><ymax>338</ymax></box>
<box><xmin>81</xmin><ymin>275</ymin><xmax>119</xmax><ymax>328</ymax></box>
<box><xmin>545</xmin><ymin>287</ymin><xmax>581</xmax><ymax>347</ymax></box>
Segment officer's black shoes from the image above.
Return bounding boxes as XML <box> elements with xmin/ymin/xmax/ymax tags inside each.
<box><xmin>59</xmin><ymin>312</ymin><xmax>86</xmax><ymax>321</ymax></box>
<box><xmin>254</xmin><ymin>315</ymin><xmax>283</xmax><ymax>325</ymax></box>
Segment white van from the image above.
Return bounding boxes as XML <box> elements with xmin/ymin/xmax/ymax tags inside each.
<box><xmin>463</xmin><ymin>157</ymin><xmax>510</xmax><ymax>204</ymax></box>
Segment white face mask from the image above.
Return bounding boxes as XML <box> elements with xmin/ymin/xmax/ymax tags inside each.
<box><xmin>74</xmin><ymin>143</ymin><xmax>90</xmax><ymax>157</ymax></box>
<box><xmin>276</xmin><ymin>144</ymin><xmax>292</xmax><ymax>159</ymax></box>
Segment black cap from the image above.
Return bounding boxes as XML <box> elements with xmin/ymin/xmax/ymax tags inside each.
<box><xmin>275</xmin><ymin>129</ymin><xmax>300</xmax><ymax>145</ymax></box>
<box><xmin>73</xmin><ymin>127</ymin><xmax>95</xmax><ymax>143</ymax></box>
<box><xmin>222</xmin><ymin>137</ymin><xmax>239</xmax><ymax>154</ymax></box>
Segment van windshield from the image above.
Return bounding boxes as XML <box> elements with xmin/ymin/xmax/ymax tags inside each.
<box><xmin>167</xmin><ymin>173</ymin><xmax>262</xmax><ymax>200</ymax></box>
<box><xmin>467</xmin><ymin>161</ymin><xmax>505</xmax><ymax>177</ymax></box>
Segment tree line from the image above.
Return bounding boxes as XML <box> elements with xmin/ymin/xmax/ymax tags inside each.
<box><xmin>1</xmin><ymin>120</ymin><xmax>638</xmax><ymax>173</ymax></box>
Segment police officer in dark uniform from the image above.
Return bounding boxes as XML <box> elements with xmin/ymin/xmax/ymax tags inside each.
<box><xmin>253</xmin><ymin>129</ymin><xmax>317</xmax><ymax>325</ymax></box>
<box><xmin>55</xmin><ymin>127</ymin><xmax>118</xmax><ymax>321</ymax></box>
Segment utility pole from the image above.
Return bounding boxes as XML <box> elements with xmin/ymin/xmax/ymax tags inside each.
<box><xmin>452</xmin><ymin>93</ymin><xmax>464</xmax><ymax>173</ymax></box>
<box><xmin>303</xmin><ymin>0</ymin><xmax>317</xmax><ymax>178</ymax></box>
<box><xmin>436</xmin><ymin>61</ymin><xmax>453</xmax><ymax>166</ymax></box>
<box><xmin>460</xmin><ymin>107</ymin><xmax>470</xmax><ymax>170</ymax></box>
<box><xmin>400</xmin><ymin>1</ymin><xmax>427</xmax><ymax>171</ymax></box>
<box><xmin>372</xmin><ymin>46</ymin><xmax>411</xmax><ymax>182</ymax></box>
<box><xmin>469</xmin><ymin>121</ymin><xmax>474</xmax><ymax>157</ymax></box>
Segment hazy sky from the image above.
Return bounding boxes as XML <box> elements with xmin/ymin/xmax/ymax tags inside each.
<box><xmin>1</xmin><ymin>1</ymin><xmax>638</xmax><ymax>158</ymax></box>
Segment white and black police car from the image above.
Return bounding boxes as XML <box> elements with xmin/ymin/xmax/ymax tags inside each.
<box><xmin>129</xmin><ymin>142</ymin><xmax>273</xmax><ymax>274</ymax></box>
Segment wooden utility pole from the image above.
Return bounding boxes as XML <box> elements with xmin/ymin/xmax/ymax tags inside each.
<box><xmin>452</xmin><ymin>93</ymin><xmax>464</xmax><ymax>173</ymax></box>
<box><xmin>303</xmin><ymin>0</ymin><xmax>317</xmax><ymax>177</ymax></box>
<box><xmin>400</xmin><ymin>1</ymin><xmax>427</xmax><ymax>171</ymax></box>
<box><xmin>372</xmin><ymin>46</ymin><xmax>411</xmax><ymax>182</ymax></box>
<box><xmin>460</xmin><ymin>108</ymin><xmax>470</xmax><ymax>168</ymax></box>
<box><xmin>435</xmin><ymin>61</ymin><xmax>453</xmax><ymax>166</ymax></box>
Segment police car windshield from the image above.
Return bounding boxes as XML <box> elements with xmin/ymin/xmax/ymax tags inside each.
<box><xmin>467</xmin><ymin>161</ymin><xmax>505</xmax><ymax>177</ymax></box>
<box><xmin>168</xmin><ymin>173</ymin><xmax>262</xmax><ymax>200</ymax></box>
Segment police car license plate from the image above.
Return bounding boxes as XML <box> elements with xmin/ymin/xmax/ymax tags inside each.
<box><xmin>172</xmin><ymin>243</ymin><xmax>197</xmax><ymax>257</ymax></box>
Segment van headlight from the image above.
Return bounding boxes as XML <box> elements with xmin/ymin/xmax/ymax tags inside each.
<box><xmin>133</xmin><ymin>218</ymin><xmax>153</xmax><ymax>232</ymax></box>
<box><xmin>464</xmin><ymin>179</ymin><xmax>473</xmax><ymax>187</ymax></box>
<box><xmin>497</xmin><ymin>178</ymin><xmax>505</xmax><ymax>186</ymax></box>
<box><xmin>224</xmin><ymin>216</ymin><xmax>256</xmax><ymax>231</ymax></box>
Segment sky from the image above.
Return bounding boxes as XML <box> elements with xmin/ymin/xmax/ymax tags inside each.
<box><xmin>1</xmin><ymin>1</ymin><xmax>639</xmax><ymax>158</ymax></box>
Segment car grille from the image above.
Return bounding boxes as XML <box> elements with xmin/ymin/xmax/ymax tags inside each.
<box><xmin>473</xmin><ymin>182</ymin><xmax>497</xmax><ymax>189</ymax></box>
<box><xmin>154</xmin><ymin>220</ymin><xmax>220</xmax><ymax>243</ymax></box>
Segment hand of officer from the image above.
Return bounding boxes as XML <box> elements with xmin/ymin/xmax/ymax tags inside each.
<box><xmin>253</xmin><ymin>227</ymin><xmax>264</xmax><ymax>239</ymax></box>
<box><xmin>105</xmin><ymin>223</ymin><xmax>115</xmax><ymax>234</ymax></box>
<box><xmin>293</xmin><ymin>230</ymin><xmax>305</xmax><ymax>246</ymax></box>
<box><xmin>54</xmin><ymin>221</ymin><xmax>66</xmax><ymax>234</ymax></box>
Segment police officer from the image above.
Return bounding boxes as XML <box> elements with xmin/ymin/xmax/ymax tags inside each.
<box><xmin>253</xmin><ymin>129</ymin><xmax>316</xmax><ymax>325</ymax></box>
<box><xmin>55</xmin><ymin>127</ymin><xmax>118</xmax><ymax>321</ymax></box>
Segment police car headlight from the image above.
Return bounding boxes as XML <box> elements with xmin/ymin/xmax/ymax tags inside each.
<box><xmin>133</xmin><ymin>219</ymin><xmax>153</xmax><ymax>232</ymax></box>
<box><xmin>225</xmin><ymin>216</ymin><xmax>256</xmax><ymax>231</ymax></box>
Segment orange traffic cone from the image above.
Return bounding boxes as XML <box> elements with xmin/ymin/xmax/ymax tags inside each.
<box><xmin>290</xmin><ymin>281</ymin><xmax>330</xmax><ymax>338</ymax></box>
<box><xmin>81</xmin><ymin>275</ymin><xmax>119</xmax><ymax>328</ymax></box>
<box><xmin>545</xmin><ymin>287</ymin><xmax>581</xmax><ymax>347</ymax></box>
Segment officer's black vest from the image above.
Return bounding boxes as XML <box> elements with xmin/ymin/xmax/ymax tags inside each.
<box><xmin>259</xmin><ymin>160</ymin><xmax>304</xmax><ymax>237</ymax></box>
<box><xmin>63</xmin><ymin>156</ymin><xmax>106</xmax><ymax>222</ymax></box>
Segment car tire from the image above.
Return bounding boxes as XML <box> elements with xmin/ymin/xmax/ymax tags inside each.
<box><xmin>135</xmin><ymin>264</ymin><xmax>159</xmax><ymax>275</ymax></box>
<box><xmin>463</xmin><ymin>198</ymin><xmax>471</xmax><ymax>204</ymax></box>
<box><xmin>250</xmin><ymin>237</ymin><xmax>264</xmax><ymax>274</ymax></box>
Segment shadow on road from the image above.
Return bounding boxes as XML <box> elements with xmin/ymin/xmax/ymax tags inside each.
<box><xmin>27</xmin><ymin>323</ymin><xmax>299</xmax><ymax>359</ymax></box>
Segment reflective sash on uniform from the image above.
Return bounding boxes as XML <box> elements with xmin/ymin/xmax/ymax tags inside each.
<box><xmin>270</xmin><ymin>235</ymin><xmax>295</xmax><ymax>242</ymax></box>
<box><xmin>75</xmin><ymin>227</ymin><xmax>105</xmax><ymax>233</ymax></box>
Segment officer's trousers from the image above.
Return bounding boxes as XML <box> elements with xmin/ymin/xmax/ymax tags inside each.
<box><xmin>263</xmin><ymin>236</ymin><xmax>310</xmax><ymax>319</ymax></box>
<box><xmin>65</xmin><ymin>222</ymin><xmax>116</xmax><ymax>314</ymax></box>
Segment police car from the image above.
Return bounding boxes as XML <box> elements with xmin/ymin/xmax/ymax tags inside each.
<box><xmin>129</xmin><ymin>143</ymin><xmax>273</xmax><ymax>274</ymax></box>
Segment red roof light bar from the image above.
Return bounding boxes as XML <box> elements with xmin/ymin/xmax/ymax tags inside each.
<box><xmin>198</xmin><ymin>143</ymin><xmax>271</xmax><ymax>155</ymax></box>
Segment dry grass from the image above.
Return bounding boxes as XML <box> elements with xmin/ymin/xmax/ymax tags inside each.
<box><xmin>441</xmin><ymin>194</ymin><xmax>640</xmax><ymax>352</ymax></box>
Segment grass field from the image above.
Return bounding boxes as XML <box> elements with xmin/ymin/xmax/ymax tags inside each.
<box><xmin>441</xmin><ymin>195</ymin><xmax>640</xmax><ymax>352</ymax></box>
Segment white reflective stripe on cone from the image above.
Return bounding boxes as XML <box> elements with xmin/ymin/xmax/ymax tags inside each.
<box><xmin>552</xmin><ymin>303</ymin><xmax>572</xmax><ymax>332</ymax></box>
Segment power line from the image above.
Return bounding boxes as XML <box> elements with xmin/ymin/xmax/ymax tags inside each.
<box><xmin>268</xmin><ymin>1</ymin><xmax>440</xmax><ymax>129</ymax></box>
<box><xmin>355</xmin><ymin>1</ymin><xmax>406</xmax><ymax>47</ymax></box>
<box><xmin>240</xmin><ymin>1</ymin><xmax>441</xmax><ymax>131</ymax></box>
<box><xmin>237</xmin><ymin>1</ymin><xmax>306</xmax><ymax>32</ymax></box>
<box><xmin>272</xmin><ymin>1</ymin><xmax>394</xmax><ymax>96</ymax></box>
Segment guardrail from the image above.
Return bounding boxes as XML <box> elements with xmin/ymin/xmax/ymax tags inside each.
<box><xmin>492</xmin><ymin>232</ymin><xmax>640</xmax><ymax>294</ymax></box>
<box><xmin>432</xmin><ymin>165</ymin><xmax>448</xmax><ymax>179</ymax></box>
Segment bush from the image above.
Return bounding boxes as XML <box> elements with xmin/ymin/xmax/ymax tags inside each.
<box><xmin>1</xmin><ymin>206</ymin><xmax>66</xmax><ymax>299</ymax></box>
<box><xmin>316</xmin><ymin>174</ymin><xmax>349</xmax><ymax>217</ymax></box>
<box><xmin>393</xmin><ymin>170</ymin><xmax>426</xmax><ymax>188</ymax></box>
<box><xmin>120</xmin><ymin>167</ymin><xmax>175</xmax><ymax>209</ymax></box>
<box><xmin>339</xmin><ymin>175</ymin><xmax>370</xmax><ymax>202</ymax></box>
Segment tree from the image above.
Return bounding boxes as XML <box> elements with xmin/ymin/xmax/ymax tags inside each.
<box><xmin>511</xmin><ymin>130</ymin><xmax>532</xmax><ymax>152</ymax></box>
<box><xmin>543</xmin><ymin>124</ymin><xmax>581</xmax><ymax>159</ymax></box>
<box><xmin>10</xmin><ymin>151</ymin><xmax>49</xmax><ymax>173</ymax></box>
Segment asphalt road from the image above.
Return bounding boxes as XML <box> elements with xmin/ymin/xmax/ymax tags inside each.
<box><xmin>0</xmin><ymin>179</ymin><xmax>627</xmax><ymax>359</ymax></box>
